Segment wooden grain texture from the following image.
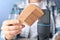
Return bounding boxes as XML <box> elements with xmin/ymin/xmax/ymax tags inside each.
<box><xmin>18</xmin><ymin>4</ymin><xmax>44</xmax><ymax>26</ymax></box>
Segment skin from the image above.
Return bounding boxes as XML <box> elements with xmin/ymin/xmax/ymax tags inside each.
<box><xmin>1</xmin><ymin>20</ymin><xmax>25</xmax><ymax>40</ymax></box>
<box><xmin>1</xmin><ymin>0</ymin><xmax>42</xmax><ymax>40</ymax></box>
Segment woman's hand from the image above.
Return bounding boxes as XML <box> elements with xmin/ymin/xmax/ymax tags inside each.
<box><xmin>1</xmin><ymin>20</ymin><xmax>25</xmax><ymax>40</ymax></box>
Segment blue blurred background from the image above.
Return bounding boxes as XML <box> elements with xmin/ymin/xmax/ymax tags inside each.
<box><xmin>0</xmin><ymin>0</ymin><xmax>60</xmax><ymax>28</ymax></box>
<box><xmin>0</xmin><ymin>0</ymin><xmax>25</xmax><ymax>28</ymax></box>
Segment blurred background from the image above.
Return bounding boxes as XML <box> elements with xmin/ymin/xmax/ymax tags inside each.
<box><xmin>0</xmin><ymin>0</ymin><xmax>60</xmax><ymax>27</ymax></box>
<box><xmin>0</xmin><ymin>0</ymin><xmax>26</xmax><ymax>28</ymax></box>
<box><xmin>0</xmin><ymin>0</ymin><xmax>60</xmax><ymax>38</ymax></box>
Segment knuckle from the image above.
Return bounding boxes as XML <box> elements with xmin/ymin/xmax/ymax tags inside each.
<box><xmin>10</xmin><ymin>31</ymin><xmax>17</xmax><ymax>35</ymax></box>
<box><xmin>3</xmin><ymin>20</ymin><xmax>9</xmax><ymax>24</ymax></box>
<box><xmin>12</xmin><ymin>26</ymin><xmax>19</xmax><ymax>30</ymax></box>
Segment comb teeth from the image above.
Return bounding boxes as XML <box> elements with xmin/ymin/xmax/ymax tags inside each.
<box><xmin>18</xmin><ymin>4</ymin><xmax>44</xmax><ymax>26</ymax></box>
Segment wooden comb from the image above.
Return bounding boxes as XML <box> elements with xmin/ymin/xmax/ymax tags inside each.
<box><xmin>18</xmin><ymin>4</ymin><xmax>44</xmax><ymax>26</ymax></box>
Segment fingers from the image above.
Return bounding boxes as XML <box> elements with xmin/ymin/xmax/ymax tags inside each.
<box><xmin>2</xmin><ymin>26</ymin><xmax>20</xmax><ymax>31</ymax></box>
<box><xmin>2</xmin><ymin>20</ymin><xmax>19</xmax><ymax>26</ymax></box>
<box><xmin>5</xmin><ymin>34</ymin><xmax>14</xmax><ymax>40</ymax></box>
<box><xmin>1</xmin><ymin>20</ymin><xmax>25</xmax><ymax>40</ymax></box>
<box><xmin>2</xmin><ymin>25</ymin><xmax>25</xmax><ymax>31</ymax></box>
<box><xmin>2</xmin><ymin>20</ymin><xmax>25</xmax><ymax>30</ymax></box>
<box><xmin>4</xmin><ymin>30</ymin><xmax>20</xmax><ymax>40</ymax></box>
<box><xmin>2</xmin><ymin>26</ymin><xmax>22</xmax><ymax>40</ymax></box>
<box><xmin>4</xmin><ymin>29</ymin><xmax>21</xmax><ymax>35</ymax></box>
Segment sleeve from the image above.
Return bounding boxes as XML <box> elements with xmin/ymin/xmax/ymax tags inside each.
<box><xmin>0</xmin><ymin>31</ymin><xmax>6</xmax><ymax>40</ymax></box>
